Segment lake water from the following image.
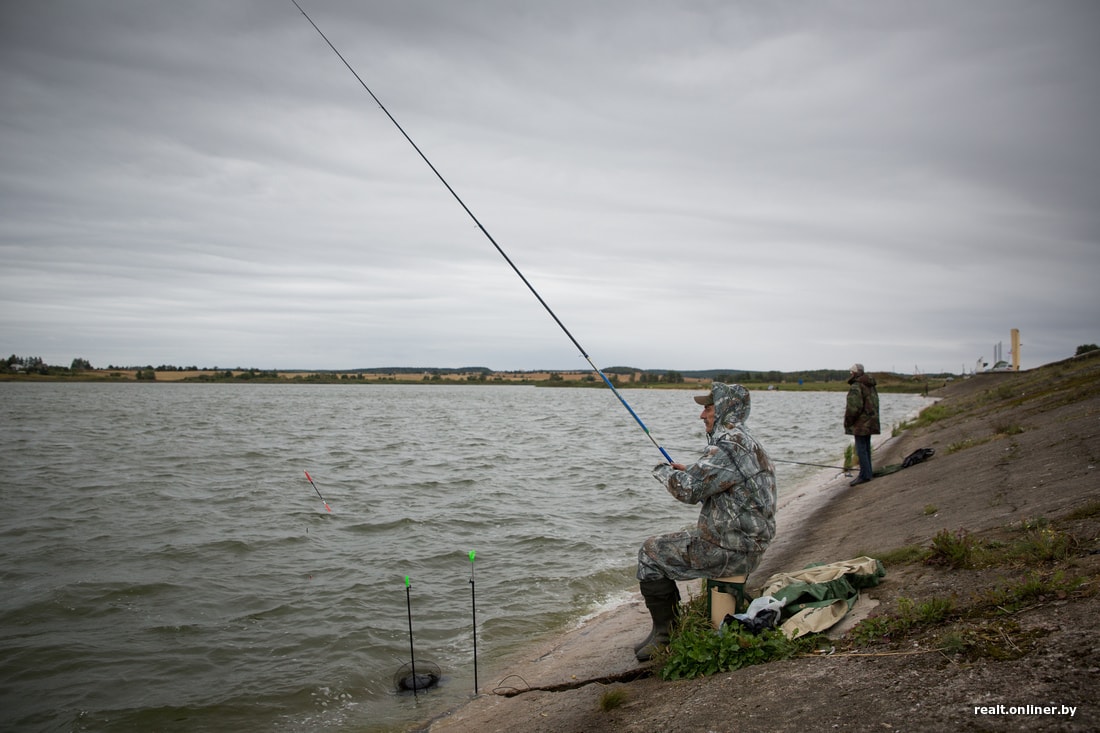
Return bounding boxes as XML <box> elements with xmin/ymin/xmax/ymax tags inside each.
<box><xmin>0</xmin><ymin>382</ymin><xmax>929</xmax><ymax>731</ymax></box>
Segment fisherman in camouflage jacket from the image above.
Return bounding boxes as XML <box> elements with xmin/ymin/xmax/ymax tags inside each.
<box><xmin>844</xmin><ymin>362</ymin><xmax>880</xmax><ymax>487</ymax></box>
<box><xmin>633</xmin><ymin>382</ymin><xmax>776</xmax><ymax>661</ymax></box>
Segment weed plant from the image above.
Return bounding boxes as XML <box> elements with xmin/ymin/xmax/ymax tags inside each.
<box><xmin>863</xmin><ymin>544</ymin><xmax>929</xmax><ymax>566</ymax></box>
<box><xmin>1063</xmin><ymin>500</ymin><xmax>1100</xmax><ymax>521</ymax></box>
<box><xmin>599</xmin><ymin>687</ymin><xmax>629</xmax><ymax>711</ymax></box>
<box><xmin>658</xmin><ymin>592</ymin><xmax>818</xmax><ymax>680</ymax></box>
<box><xmin>947</xmin><ymin>437</ymin><xmax>980</xmax><ymax>453</ymax></box>
<box><xmin>1014</xmin><ymin>527</ymin><xmax>1077</xmax><ymax>563</ymax></box>
<box><xmin>928</xmin><ymin>528</ymin><xmax>980</xmax><ymax>569</ymax></box>
<box><xmin>981</xmin><ymin>571</ymin><xmax>1084</xmax><ymax>613</ymax></box>
<box><xmin>848</xmin><ymin>596</ymin><xmax>956</xmax><ymax>646</ymax></box>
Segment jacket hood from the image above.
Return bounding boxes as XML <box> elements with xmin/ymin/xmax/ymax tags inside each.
<box><xmin>711</xmin><ymin>382</ymin><xmax>750</xmax><ymax>432</ymax></box>
<box><xmin>848</xmin><ymin>373</ymin><xmax>878</xmax><ymax>388</ymax></box>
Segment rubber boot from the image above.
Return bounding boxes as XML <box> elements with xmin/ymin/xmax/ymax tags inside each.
<box><xmin>634</xmin><ymin>578</ymin><xmax>680</xmax><ymax>662</ymax></box>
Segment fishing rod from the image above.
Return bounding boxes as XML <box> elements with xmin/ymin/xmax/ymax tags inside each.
<box><xmin>291</xmin><ymin>0</ymin><xmax>674</xmax><ymax>464</ymax></box>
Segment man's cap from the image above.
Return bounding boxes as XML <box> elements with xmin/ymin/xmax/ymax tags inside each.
<box><xmin>693</xmin><ymin>391</ymin><xmax>714</xmax><ymax>405</ymax></box>
<box><xmin>850</xmin><ymin>363</ymin><xmax>865</xmax><ymax>374</ymax></box>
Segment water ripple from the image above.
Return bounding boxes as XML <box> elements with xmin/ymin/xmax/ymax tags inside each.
<box><xmin>0</xmin><ymin>382</ymin><xmax>929</xmax><ymax>731</ymax></box>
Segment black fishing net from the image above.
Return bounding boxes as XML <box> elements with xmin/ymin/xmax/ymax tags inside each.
<box><xmin>393</xmin><ymin>660</ymin><xmax>442</xmax><ymax>693</ymax></box>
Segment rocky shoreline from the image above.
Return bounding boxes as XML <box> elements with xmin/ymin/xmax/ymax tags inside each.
<box><xmin>418</xmin><ymin>351</ymin><xmax>1100</xmax><ymax>732</ymax></box>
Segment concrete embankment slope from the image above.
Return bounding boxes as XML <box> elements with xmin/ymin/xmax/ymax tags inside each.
<box><xmin>423</xmin><ymin>351</ymin><xmax>1100</xmax><ymax>733</ymax></box>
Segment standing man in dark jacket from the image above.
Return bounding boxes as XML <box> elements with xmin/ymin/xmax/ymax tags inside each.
<box><xmin>634</xmin><ymin>382</ymin><xmax>776</xmax><ymax>661</ymax></box>
<box><xmin>844</xmin><ymin>363</ymin><xmax>880</xmax><ymax>486</ymax></box>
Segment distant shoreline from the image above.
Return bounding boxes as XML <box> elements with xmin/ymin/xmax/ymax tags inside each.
<box><xmin>0</xmin><ymin>368</ymin><xmax>937</xmax><ymax>393</ymax></box>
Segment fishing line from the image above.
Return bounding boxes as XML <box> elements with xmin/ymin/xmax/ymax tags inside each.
<box><xmin>660</xmin><ymin>442</ymin><xmax>849</xmax><ymax>471</ymax></box>
<box><xmin>291</xmin><ymin>0</ymin><xmax>673</xmax><ymax>464</ymax></box>
<box><xmin>772</xmin><ymin>459</ymin><xmax>851</xmax><ymax>472</ymax></box>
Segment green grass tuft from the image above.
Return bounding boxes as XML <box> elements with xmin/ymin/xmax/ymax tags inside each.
<box><xmin>1064</xmin><ymin>500</ymin><xmax>1100</xmax><ymax>521</ymax></box>
<box><xmin>599</xmin><ymin>687</ymin><xmax>629</xmax><ymax>711</ymax></box>
<box><xmin>927</xmin><ymin>528</ymin><xmax>980</xmax><ymax>569</ymax></box>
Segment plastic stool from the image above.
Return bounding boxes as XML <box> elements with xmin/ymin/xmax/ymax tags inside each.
<box><xmin>706</xmin><ymin>575</ymin><xmax>747</xmax><ymax>629</ymax></box>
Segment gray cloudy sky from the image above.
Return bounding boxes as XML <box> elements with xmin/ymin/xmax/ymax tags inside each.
<box><xmin>2</xmin><ymin>1</ymin><xmax>1097</xmax><ymax>373</ymax></box>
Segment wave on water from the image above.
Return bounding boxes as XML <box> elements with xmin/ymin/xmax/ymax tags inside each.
<box><xmin>0</xmin><ymin>382</ymin><xmax>929</xmax><ymax>731</ymax></box>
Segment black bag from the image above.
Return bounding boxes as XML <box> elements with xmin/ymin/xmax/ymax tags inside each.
<box><xmin>901</xmin><ymin>447</ymin><xmax>935</xmax><ymax>468</ymax></box>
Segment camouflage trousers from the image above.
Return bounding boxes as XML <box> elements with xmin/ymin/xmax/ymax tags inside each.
<box><xmin>637</xmin><ymin>530</ymin><xmax>762</xmax><ymax>582</ymax></box>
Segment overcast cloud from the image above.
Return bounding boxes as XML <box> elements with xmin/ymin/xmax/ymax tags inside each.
<box><xmin>2</xmin><ymin>0</ymin><xmax>1097</xmax><ymax>373</ymax></box>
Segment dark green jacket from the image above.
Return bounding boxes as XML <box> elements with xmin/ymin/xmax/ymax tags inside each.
<box><xmin>844</xmin><ymin>374</ymin><xmax>880</xmax><ymax>436</ymax></box>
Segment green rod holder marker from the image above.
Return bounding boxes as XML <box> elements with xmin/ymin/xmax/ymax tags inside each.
<box><xmin>468</xmin><ymin>550</ymin><xmax>479</xmax><ymax>695</ymax></box>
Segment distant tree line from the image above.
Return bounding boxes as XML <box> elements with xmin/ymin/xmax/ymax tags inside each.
<box><xmin>2</xmin><ymin>354</ymin><xmax>51</xmax><ymax>374</ymax></box>
<box><xmin>635</xmin><ymin>370</ymin><xmax>685</xmax><ymax>384</ymax></box>
<box><xmin>2</xmin><ymin>354</ymin><xmax>93</xmax><ymax>376</ymax></box>
<box><xmin>606</xmin><ymin>367</ymin><xmax>857</xmax><ymax>383</ymax></box>
<box><xmin>0</xmin><ymin>356</ymin><xmax>969</xmax><ymax>382</ymax></box>
<box><xmin>6</xmin><ymin>348</ymin><xmax>1099</xmax><ymax>381</ymax></box>
<box><xmin>105</xmin><ymin>364</ymin><xmax>201</xmax><ymax>371</ymax></box>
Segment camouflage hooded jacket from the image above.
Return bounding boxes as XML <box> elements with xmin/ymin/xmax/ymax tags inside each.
<box><xmin>652</xmin><ymin>383</ymin><xmax>777</xmax><ymax>555</ymax></box>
